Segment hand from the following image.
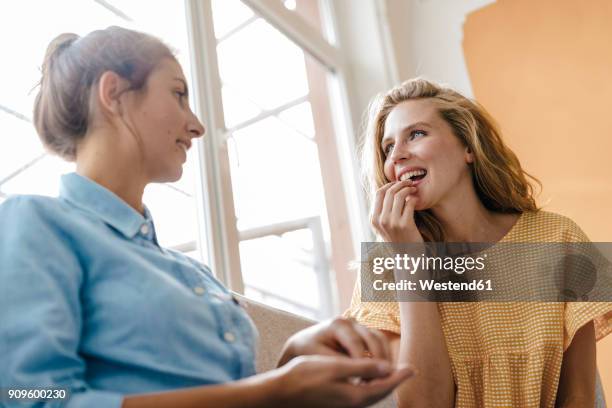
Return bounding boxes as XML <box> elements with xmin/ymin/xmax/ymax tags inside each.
<box><xmin>370</xmin><ymin>180</ymin><xmax>423</xmax><ymax>243</ymax></box>
<box><xmin>272</xmin><ymin>355</ymin><xmax>414</xmax><ymax>408</ymax></box>
<box><xmin>278</xmin><ymin>318</ymin><xmax>392</xmax><ymax>367</ymax></box>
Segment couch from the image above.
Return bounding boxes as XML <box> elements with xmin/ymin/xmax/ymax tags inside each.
<box><xmin>238</xmin><ymin>295</ymin><xmax>606</xmax><ymax>407</ymax></box>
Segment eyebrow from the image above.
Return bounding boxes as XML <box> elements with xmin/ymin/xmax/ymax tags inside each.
<box><xmin>381</xmin><ymin>121</ymin><xmax>431</xmax><ymax>145</ymax></box>
<box><xmin>173</xmin><ymin>77</ymin><xmax>189</xmax><ymax>96</ymax></box>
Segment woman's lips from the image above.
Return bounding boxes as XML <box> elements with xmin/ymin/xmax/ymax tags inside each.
<box><xmin>409</xmin><ymin>175</ymin><xmax>426</xmax><ymax>187</ymax></box>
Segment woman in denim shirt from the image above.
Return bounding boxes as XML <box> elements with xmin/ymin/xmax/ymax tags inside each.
<box><xmin>0</xmin><ymin>26</ymin><xmax>412</xmax><ymax>408</ymax></box>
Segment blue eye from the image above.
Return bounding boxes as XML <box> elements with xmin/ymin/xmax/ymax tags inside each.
<box><xmin>409</xmin><ymin>130</ymin><xmax>427</xmax><ymax>140</ymax></box>
<box><xmin>383</xmin><ymin>130</ymin><xmax>426</xmax><ymax>157</ymax></box>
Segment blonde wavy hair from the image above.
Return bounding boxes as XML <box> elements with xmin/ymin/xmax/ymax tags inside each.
<box><xmin>361</xmin><ymin>78</ymin><xmax>540</xmax><ymax>242</ymax></box>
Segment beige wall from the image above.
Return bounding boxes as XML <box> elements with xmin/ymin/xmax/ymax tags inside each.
<box><xmin>462</xmin><ymin>0</ymin><xmax>612</xmax><ymax>398</ymax></box>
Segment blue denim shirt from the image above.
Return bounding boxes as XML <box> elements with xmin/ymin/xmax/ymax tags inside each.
<box><xmin>0</xmin><ymin>173</ymin><xmax>257</xmax><ymax>407</ymax></box>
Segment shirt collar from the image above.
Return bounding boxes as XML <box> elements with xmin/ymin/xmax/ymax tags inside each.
<box><xmin>59</xmin><ymin>172</ymin><xmax>148</xmax><ymax>239</ymax></box>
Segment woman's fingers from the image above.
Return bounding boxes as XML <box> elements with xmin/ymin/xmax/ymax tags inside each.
<box><xmin>285</xmin><ymin>356</ymin><xmax>414</xmax><ymax>408</ymax></box>
<box><xmin>284</xmin><ymin>356</ymin><xmax>413</xmax><ymax>408</ymax></box>
<box><xmin>371</xmin><ymin>179</ymin><xmax>422</xmax><ymax>243</ymax></box>
<box><xmin>330</xmin><ymin>363</ymin><xmax>415</xmax><ymax>407</ymax></box>
<box><xmin>401</xmin><ymin>192</ymin><xmax>418</xmax><ymax>220</ymax></box>
<box><xmin>354</xmin><ymin>365</ymin><xmax>415</xmax><ymax>405</ymax></box>
<box><xmin>322</xmin><ymin>319</ymin><xmax>392</xmax><ymax>365</ymax></box>
<box><xmin>330</xmin><ymin>357</ymin><xmax>392</xmax><ymax>381</ymax></box>
<box><xmin>380</xmin><ymin>180</ymin><xmax>416</xmax><ymax>227</ymax></box>
<box><xmin>372</xmin><ymin>180</ymin><xmax>416</xmax><ymax>236</ymax></box>
<box><xmin>391</xmin><ymin>185</ymin><xmax>417</xmax><ymax>221</ymax></box>
<box><xmin>371</xmin><ymin>182</ymin><xmax>394</xmax><ymax>230</ymax></box>
<box><xmin>380</xmin><ymin>180</ymin><xmax>412</xmax><ymax>218</ymax></box>
<box><xmin>331</xmin><ymin>319</ymin><xmax>367</xmax><ymax>359</ymax></box>
<box><xmin>352</xmin><ymin>324</ymin><xmax>390</xmax><ymax>363</ymax></box>
<box><xmin>371</xmin><ymin>328</ymin><xmax>392</xmax><ymax>363</ymax></box>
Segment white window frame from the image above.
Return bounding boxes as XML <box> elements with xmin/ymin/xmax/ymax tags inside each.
<box><xmin>184</xmin><ymin>0</ymin><xmax>377</xmax><ymax>313</ymax></box>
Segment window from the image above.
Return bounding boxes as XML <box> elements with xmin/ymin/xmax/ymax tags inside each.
<box><xmin>1</xmin><ymin>0</ymin><xmax>366</xmax><ymax>320</ymax></box>
<box><xmin>188</xmin><ymin>0</ymin><xmax>364</xmax><ymax>319</ymax></box>
<box><xmin>0</xmin><ymin>1</ymin><xmax>206</xmax><ymax>260</ymax></box>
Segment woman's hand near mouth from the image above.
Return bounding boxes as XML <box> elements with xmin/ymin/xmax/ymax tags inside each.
<box><xmin>370</xmin><ymin>179</ymin><xmax>423</xmax><ymax>243</ymax></box>
<box><xmin>370</xmin><ymin>178</ymin><xmax>455</xmax><ymax>408</ymax></box>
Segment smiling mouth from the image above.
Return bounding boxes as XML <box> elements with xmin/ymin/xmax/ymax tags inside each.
<box><xmin>176</xmin><ymin>140</ymin><xmax>189</xmax><ymax>153</ymax></box>
<box><xmin>399</xmin><ymin>169</ymin><xmax>427</xmax><ymax>182</ymax></box>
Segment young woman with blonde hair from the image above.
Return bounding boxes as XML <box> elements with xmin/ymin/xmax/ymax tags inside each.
<box><xmin>345</xmin><ymin>78</ymin><xmax>612</xmax><ymax>407</ymax></box>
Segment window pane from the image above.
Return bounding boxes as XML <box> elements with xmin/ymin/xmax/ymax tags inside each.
<box><xmin>217</xmin><ymin>18</ymin><xmax>309</xmax><ymax>110</ymax></box>
<box><xmin>212</xmin><ymin>0</ymin><xmax>255</xmax><ymax>39</ymax></box>
<box><xmin>277</xmin><ymin>101</ymin><xmax>315</xmax><ymax>138</ymax></box>
<box><xmin>0</xmin><ymin>111</ymin><xmax>44</xmax><ymax>183</ymax></box>
<box><xmin>0</xmin><ymin>0</ymin><xmax>125</xmax><ymax>117</ymax></box>
<box><xmin>106</xmin><ymin>0</ymin><xmax>189</xmax><ymax>49</ymax></box>
<box><xmin>143</xmin><ymin>145</ymin><xmax>200</xmax><ymax>249</ymax></box>
<box><xmin>228</xmin><ymin>116</ymin><xmax>326</xmax><ymax>231</ymax></box>
<box><xmin>143</xmin><ymin>183</ymin><xmax>198</xmax><ymax>249</ymax></box>
<box><xmin>222</xmin><ymin>85</ymin><xmax>262</xmax><ymax>129</ymax></box>
<box><xmin>1</xmin><ymin>155</ymin><xmax>74</xmax><ymax>197</ymax></box>
<box><xmin>240</xmin><ymin>228</ymin><xmax>321</xmax><ymax>319</ymax></box>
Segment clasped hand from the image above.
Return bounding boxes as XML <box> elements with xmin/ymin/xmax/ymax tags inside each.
<box><xmin>274</xmin><ymin>318</ymin><xmax>414</xmax><ymax>408</ymax></box>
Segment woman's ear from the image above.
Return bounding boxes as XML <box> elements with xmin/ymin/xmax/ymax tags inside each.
<box><xmin>96</xmin><ymin>71</ymin><xmax>130</xmax><ymax>117</ymax></box>
<box><xmin>465</xmin><ymin>146</ymin><xmax>474</xmax><ymax>164</ymax></box>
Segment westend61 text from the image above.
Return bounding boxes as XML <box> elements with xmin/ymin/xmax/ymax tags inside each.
<box><xmin>373</xmin><ymin>279</ymin><xmax>493</xmax><ymax>291</ymax></box>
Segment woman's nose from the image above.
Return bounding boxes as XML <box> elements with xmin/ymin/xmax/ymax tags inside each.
<box><xmin>389</xmin><ymin>141</ymin><xmax>411</xmax><ymax>163</ymax></box>
<box><xmin>188</xmin><ymin>113</ymin><xmax>205</xmax><ymax>138</ymax></box>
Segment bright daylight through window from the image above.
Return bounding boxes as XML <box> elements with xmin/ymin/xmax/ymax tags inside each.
<box><xmin>0</xmin><ymin>0</ymin><xmax>359</xmax><ymax>320</ymax></box>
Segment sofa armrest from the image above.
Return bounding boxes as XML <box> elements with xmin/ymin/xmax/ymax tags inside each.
<box><xmin>234</xmin><ymin>294</ymin><xmax>315</xmax><ymax>373</ymax></box>
<box><xmin>235</xmin><ymin>294</ymin><xmax>397</xmax><ymax>407</ymax></box>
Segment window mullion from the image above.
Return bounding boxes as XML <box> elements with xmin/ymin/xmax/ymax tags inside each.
<box><xmin>324</xmin><ymin>0</ymin><xmax>375</xmax><ymax>245</ymax></box>
<box><xmin>184</xmin><ymin>0</ymin><xmax>244</xmax><ymax>293</ymax></box>
<box><xmin>241</xmin><ymin>0</ymin><xmax>341</xmax><ymax>72</ymax></box>
<box><xmin>238</xmin><ymin>216</ymin><xmax>334</xmax><ymax>319</ymax></box>
<box><xmin>226</xmin><ymin>95</ymin><xmax>308</xmax><ymax>135</ymax></box>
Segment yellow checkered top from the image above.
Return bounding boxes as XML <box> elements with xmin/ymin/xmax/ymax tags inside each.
<box><xmin>345</xmin><ymin>210</ymin><xmax>612</xmax><ymax>407</ymax></box>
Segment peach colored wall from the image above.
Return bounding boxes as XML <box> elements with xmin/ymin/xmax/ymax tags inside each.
<box><xmin>463</xmin><ymin>0</ymin><xmax>612</xmax><ymax>399</ymax></box>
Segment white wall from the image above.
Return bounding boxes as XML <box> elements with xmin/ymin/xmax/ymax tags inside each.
<box><xmin>332</xmin><ymin>0</ymin><xmax>497</xmax><ymax>134</ymax></box>
<box><xmin>384</xmin><ymin>0</ymin><xmax>496</xmax><ymax>97</ymax></box>
<box><xmin>332</xmin><ymin>0</ymin><xmax>398</xmax><ymax>134</ymax></box>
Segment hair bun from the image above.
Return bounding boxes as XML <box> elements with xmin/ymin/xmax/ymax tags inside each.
<box><xmin>41</xmin><ymin>33</ymin><xmax>79</xmax><ymax>73</ymax></box>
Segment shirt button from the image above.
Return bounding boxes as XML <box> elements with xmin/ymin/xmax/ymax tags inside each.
<box><xmin>223</xmin><ymin>331</ymin><xmax>236</xmax><ymax>343</ymax></box>
<box><xmin>193</xmin><ymin>286</ymin><xmax>205</xmax><ymax>295</ymax></box>
<box><xmin>140</xmin><ymin>224</ymin><xmax>149</xmax><ymax>235</ymax></box>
